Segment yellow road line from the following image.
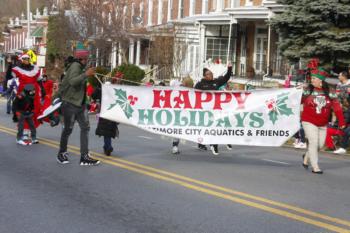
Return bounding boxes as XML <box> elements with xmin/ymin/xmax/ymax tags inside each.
<box><xmin>1</xmin><ymin>126</ymin><xmax>350</xmax><ymax>232</ymax></box>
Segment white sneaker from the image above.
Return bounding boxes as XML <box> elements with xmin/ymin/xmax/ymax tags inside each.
<box><xmin>172</xmin><ymin>146</ymin><xmax>179</xmax><ymax>154</ymax></box>
<box><xmin>296</xmin><ymin>142</ymin><xmax>307</xmax><ymax>149</ymax></box>
<box><xmin>334</xmin><ymin>148</ymin><xmax>346</xmax><ymax>154</ymax></box>
<box><xmin>16</xmin><ymin>139</ymin><xmax>29</xmax><ymax>146</ymax></box>
<box><xmin>293</xmin><ymin>139</ymin><xmax>300</xmax><ymax>146</ymax></box>
<box><xmin>210</xmin><ymin>145</ymin><xmax>219</xmax><ymax>155</ymax></box>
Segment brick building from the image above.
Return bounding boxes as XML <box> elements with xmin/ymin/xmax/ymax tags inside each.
<box><xmin>1</xmin><ymin>7</ymin><xmax>51</xmax><ymax>71</ymax></box>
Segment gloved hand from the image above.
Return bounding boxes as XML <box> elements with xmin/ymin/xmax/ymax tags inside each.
<box><xmin>52</xmin><ymin>98</ymin><xmax>61</xmax><ymax>105</ymax></box>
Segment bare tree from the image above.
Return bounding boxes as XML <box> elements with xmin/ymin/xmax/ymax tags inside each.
<box><xmin>172</xmin><ymin>23</ymin><xmax>188</xmax><ymax>80</ymax></box>
<box><xmin>69</xmin><ymin>0</ymin><xmax>133</xmax><ymax>66</ymax></box>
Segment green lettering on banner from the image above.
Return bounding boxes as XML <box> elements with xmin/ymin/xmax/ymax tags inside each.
<box><xmin>234</xmin><ymin>112</ymin><xmax>249</xmax><ymax>127</ymax></box>
<box><xmin>216</xmin><ymin>116</ymin><xmax>232</xmax><ymax>127</ymax></box>
<box><xmin>189</xmin><ymin>111</ymin><xmax>198</xmax><ymax>126</ymax></box>
<box><xmin>156</xmin><ymin>110</ymin><xmax>172</xmax><ymax>126</ymax></box>
<box><xmin>174</xmin><ymin>110</ymin><xmax>189</xmax><ymax>126</ymax></box>
<box><xmin>249</xmin><ymin>112</ymin><xmax>264</xmax><ymax>128</ymax></box>
<box><xmin>198</xmin><ymin>111</ymin><xmax>214</xmax><ymax>127</ymax></box>
<box><xmin>138</xmin><ymin>109</ymin><xmax>155</xmax><ymax>125</ymax></box>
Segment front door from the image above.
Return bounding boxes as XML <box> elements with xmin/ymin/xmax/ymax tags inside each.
<box><xmin>254</xmin><ymin>29</ymin><xmax>268</xmax><ymax>73</ymax></box>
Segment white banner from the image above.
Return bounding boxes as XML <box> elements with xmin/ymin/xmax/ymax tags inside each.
<box><xmin>101</xmin><ymin>84</ymin><xmax>302</xmax><ymax>147</ymax></box>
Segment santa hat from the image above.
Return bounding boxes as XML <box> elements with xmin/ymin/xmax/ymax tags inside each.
<box><xmin>311</xmin><ymin>68</ymin><xmax>329</xmax><ymax>81</ymax></box>
<box><xmin>19</xmin><ymin>54</ymin><xmax>30</xmax><ymax>61</ymax></box>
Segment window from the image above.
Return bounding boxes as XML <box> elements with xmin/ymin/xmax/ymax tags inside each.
<box><xmin>231</xmin><ymin>0</ymin><xmax>240</xmax><ymax>7</ymax></box>
<box><xmin>148</xmin><ymin>0</ymin><xmax>153</xmax><ymax>26</ymax></box>
<box><xmin>254</xmin><ymin>27</ymin><xmax>268</xmax><ymax>73</ymax></box>
<box><xmin>178</xmin><ymin>0</ymin><xmax>184</xmax><ymax>18</ymax></box>
<box><xmin>189</xmin><ymin>0</ymin><xmax>195</xmax><ymax>16</ymax></box>
<box><xmin>206</xmin><ymin>38</ymin><xmax>234</xmax><ymax>64</ymax></box>
<box><xmin>167</xmin><ymin>0</ymin><xmax>173</xmax><ymax>21</ymax></box>
<box><xmin>245</xmin><ymin>0</ymin><xmax>253</xmax><ymax>6</ymax></box>
<box><xmin>158</xmin><ymin>0</ymin><xmax>163</xmax><ymax>24</ymax></box>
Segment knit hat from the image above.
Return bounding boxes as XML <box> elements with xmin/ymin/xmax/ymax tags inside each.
<box><xmin>311</xmin><ymin>68</ymin><xmax>329</xmax><ymax>81</ymax></box>
<box><xmin>74</xmin><ymin>50</ymin><xmax>89</xmax><ymax>59</ymax></box>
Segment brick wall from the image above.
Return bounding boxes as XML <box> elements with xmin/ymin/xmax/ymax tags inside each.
<box><xmin>183</xmin><ymin>0</ymin><xmax>190</xmax><ymax>17</ymax></box>
<box><xmin>173</xmin><ymin>0</ymin><xmax>178</xmax><ymax>19</ymax></box>
<box><xmin>195</xmin><ymin>1</ymin><xmax>202</xmax><ymax>14</ymax></box>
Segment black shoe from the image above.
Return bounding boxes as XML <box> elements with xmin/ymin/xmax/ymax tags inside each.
<box><xmin>12</xmin><ymin>115</ymin><xmax>18</xmax><ymax>123</ymax></box>
<box><xmin>312</xmin><ymin>170</ymin><xmax>323</xmax><ymax>174</ymax></box>
<box><xmin>57</xmin><ymin>152</ymin><xmax>69</xmax><ymax>164</ymax></box>
<box><xmin>80</xmin><ymin>153</ymin><xmax>100</xmax><ymax>166</ymax></box>
<box><xmin>198</xmin><ymin>144</ymin><xmax>207</xmax><ymax>151</ymax></box>
<box><xmin>210</xmin><ymin>145</ymin><xmax>219</xmax><ymax>155</ymax></box>
<box><xmin>302</xmin><ymin>154</ymin><xmax>308</xmax><ymax>169</ymax></box>
<box><xmin>50</xmin><ymin>118</ymin><xmax>59</xmax><ymax>127</ymax></box>
<box><xmin>226</xmin><ymin>144</ymin><xmax>233</xmax><ymax>150</ymax></box>
<box><xmin>104</xmin><ymin>147</ymin><xmax>113</xmax><ymax>156</ymax></box>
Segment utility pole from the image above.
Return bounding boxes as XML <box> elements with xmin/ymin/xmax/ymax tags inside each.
<box><xmin>26</xmin><ymin>0</ymin><xmax>32</xmax><ymax>48</ymax></box>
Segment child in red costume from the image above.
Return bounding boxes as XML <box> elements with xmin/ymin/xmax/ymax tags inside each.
<box><xmin>12</xmin><ymin>54</ymin><xmax>43</xmax><ymax>129</ymax></box>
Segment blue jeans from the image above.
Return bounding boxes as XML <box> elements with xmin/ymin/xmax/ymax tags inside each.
<box><xmin>104</xmin><ymin>136</ymin><xmax>113</xmax><ymax>150</ymax></box>
<box><xmin>6</xmin><ymin>91</ymin><xmax>15</xmax><ymax>113</ymax></box>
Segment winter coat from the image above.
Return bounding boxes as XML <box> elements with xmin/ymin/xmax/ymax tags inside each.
<box><xmin>194</xmin><ymin>66</ymin><xmax>232</xmax><ymax>91</ymax></box>
<box><xmin>56</xmin><ymin>61</ymin><xmax>87</xmax><ymax>107</ymax></box>
<box><xmin>13</xmin><ymin>93</ymin><xmax>35</xmax><ymax>115</ymax></box>
<box><xmin>92</xmin><ymin>87</ymin><xmax>119</xmax><ymax>138</ymax></box>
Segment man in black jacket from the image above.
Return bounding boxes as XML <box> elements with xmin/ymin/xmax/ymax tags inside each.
<box><xmin>194</xmin><ymin>64</ymin><xmax>233</xmax><ymax>155</ymax></box>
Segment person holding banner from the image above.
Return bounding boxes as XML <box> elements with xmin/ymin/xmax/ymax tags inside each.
<box><xmin>194</xmin><ymin>63</ymin><xmax>233</xmax><ymax>155</ymax></box>
<box><xmin>56</xmin><ymin>51</ymin><xmax>100</xmax><ymax>166</ymax></box>
<box><xmin>171</xmin><ymin>76</ymin><xmax>194</xmax><ymax>154</ymax></box>
<box><xmin>92</xmin><ymin>81</ymin><xmax>119</xmax><ymax>156</ymax></box>
<box><xmin>301</xmin><ymin>68</ymin><xmax>345</xmax><ymax>174</ymax></box>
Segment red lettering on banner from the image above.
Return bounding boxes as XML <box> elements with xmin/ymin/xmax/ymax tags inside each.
<box><xmin>152</xmin><ymin>90</ymin><xmax>173</xmax><ymax>108</ymax></box>
<box><xmin>174</xmin><ymin>91</ymin><xmax>193</xmax><ymax>109</ymax></box>
<box><xmin>213</xmin><ymin>92</ymin><xmax>232</xmax><ymax>110</ymax></box>
<box><xmin>232</xmin><ymin>92</ymin><xmax>251</xmax><ymax>110</ymax></box>
<box><xmin>194</xmin><ymin>91</ymin><xmax>213</xmax><ymax>109</ymax></box>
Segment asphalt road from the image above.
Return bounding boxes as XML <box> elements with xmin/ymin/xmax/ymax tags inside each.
<box><xmin>0</xmin><ymin>101</ymin><xmax>350</xmax><ymax>233</ymax></box>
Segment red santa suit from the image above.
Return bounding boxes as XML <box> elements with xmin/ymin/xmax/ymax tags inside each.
<box><xmin>42</xmin><ymin>79</ymin><xmax>53</xmax><ymax>110</ymax></box>
<box><xmin>12</xmin><ymin>62</ymin><xmax>42</xmax><ymax>128</ymax></box>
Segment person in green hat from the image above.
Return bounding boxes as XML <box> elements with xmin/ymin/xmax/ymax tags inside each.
<box><xmin>301</xmin><ymin>67</ymin><xmax>346</xmax><ymax>174</ymax></box>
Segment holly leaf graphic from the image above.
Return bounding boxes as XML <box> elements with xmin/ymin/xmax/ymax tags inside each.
<box><xmin>268</xmin><ymin>110</ymin><xmax>278</xmax><ymax>125</ymax></box>
<box><xmin>108</xmin><ymin>89</ymin><xmax>134</xmax><ymax>119</ymax></box>
<box><xmin>276</xmin><ymin>93</ymin><xmax>293</xmax><ymax>116</ymax></box>
<box><xmin>267</xmin><ymin>92</ymin><xmax>294</xmax><ymax>125</ymax></box>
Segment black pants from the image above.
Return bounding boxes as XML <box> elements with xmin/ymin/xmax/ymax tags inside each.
<box><xmin>17</xmin><ymin>112</ymin><xmax>36</xmax><ymax>140</ymax></box>
<box><xmin>59</xmin><ymin>102</ymin><xmax>90</xmax><ymax>155</ymax></box>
